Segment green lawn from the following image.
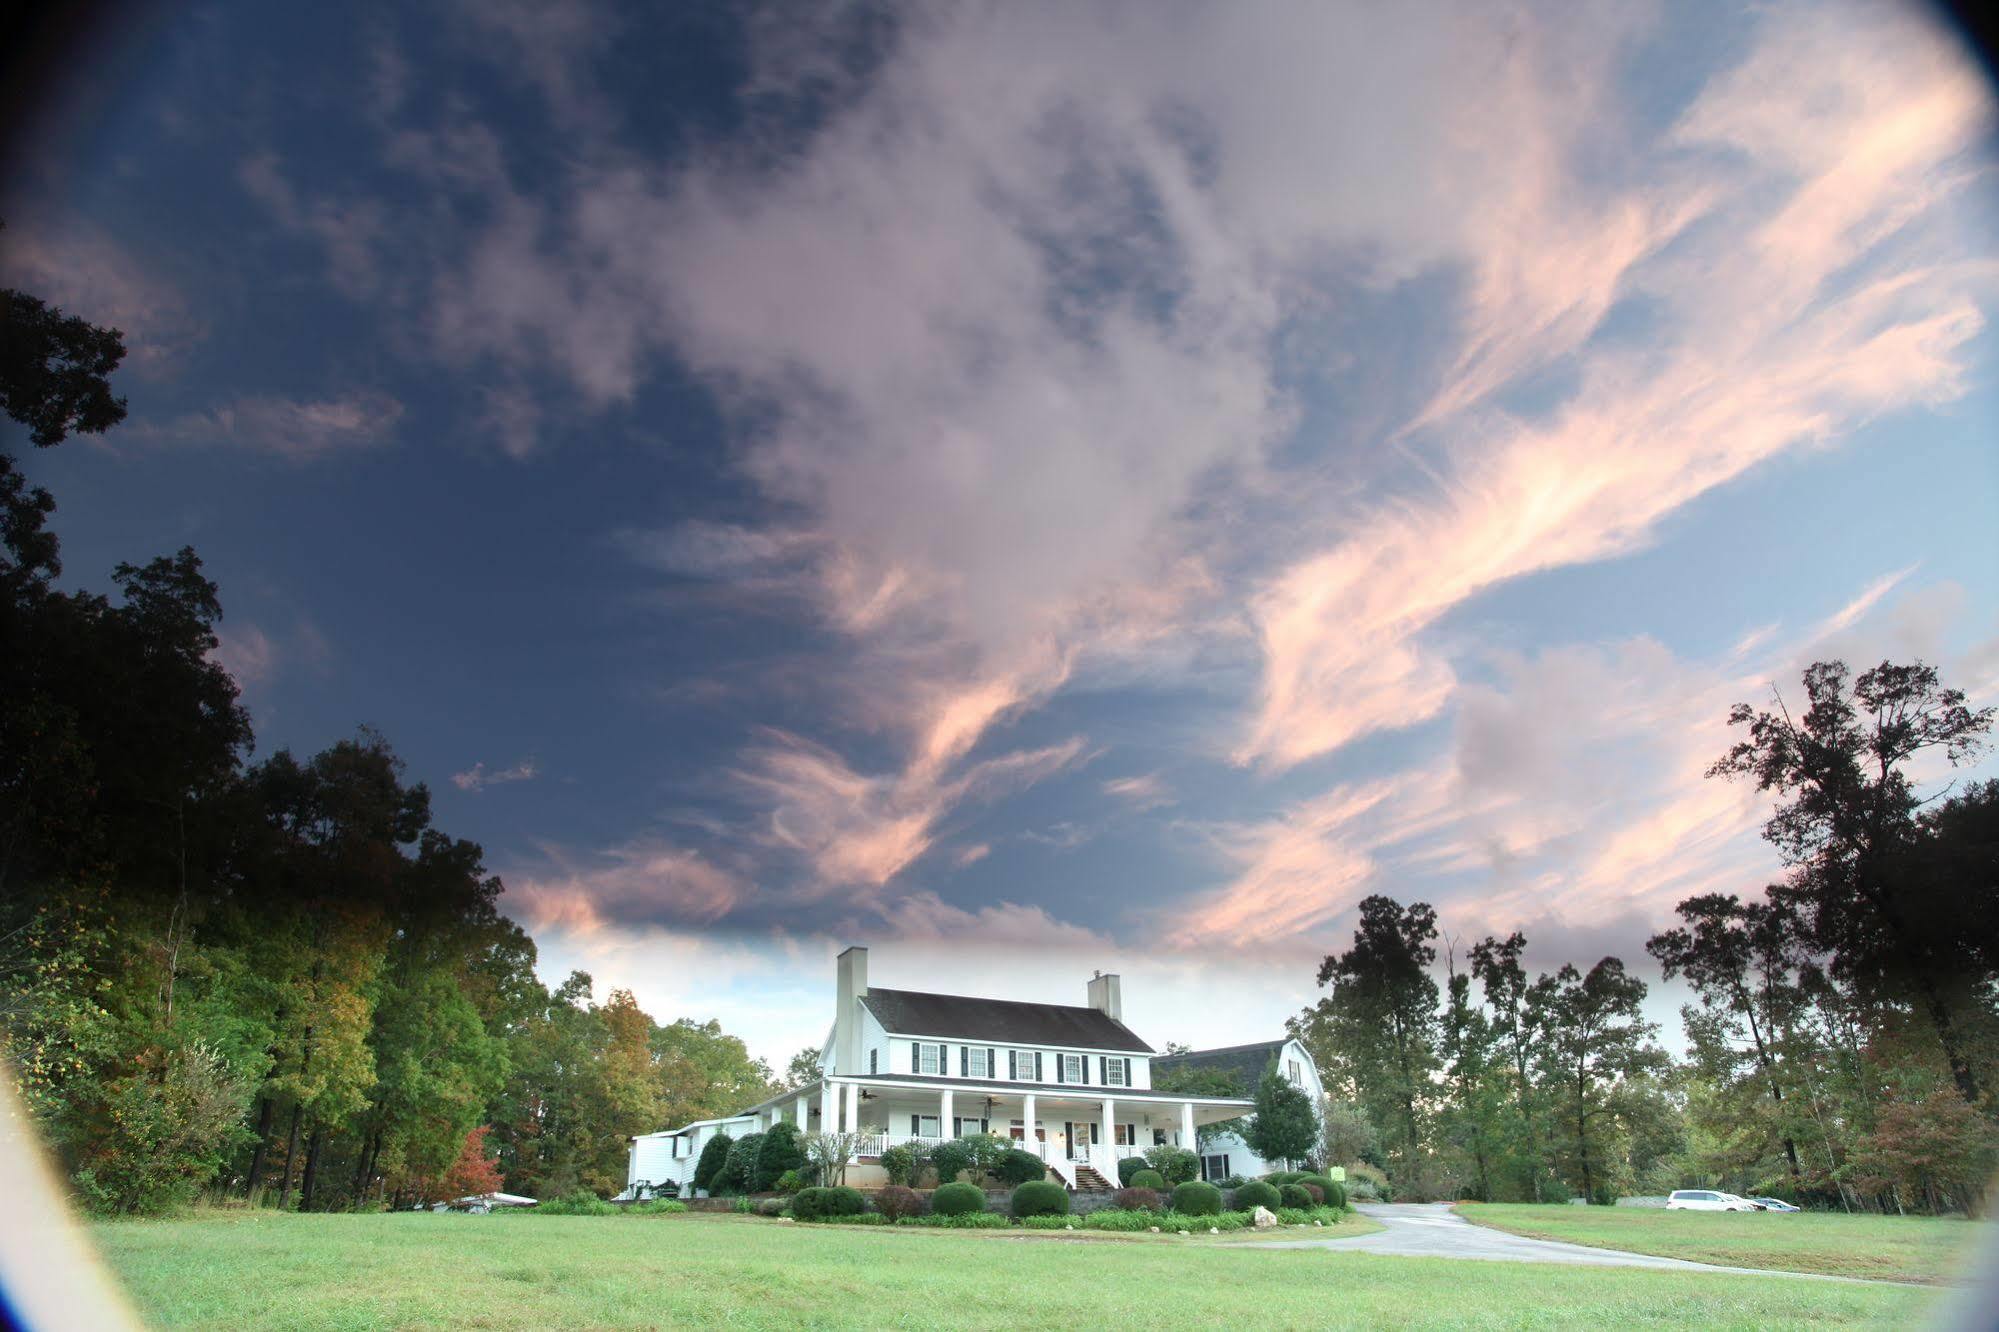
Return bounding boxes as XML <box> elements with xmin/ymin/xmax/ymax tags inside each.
<box><xmin>93</xmin><ymin>1210</ymin><xmax>1941</xmax><ymax>1329</ymax></box>
<box><xmin>1456</xmin><ymin>1204</ymin><xmax>1984</xmax><ymax>1285</ymax></box>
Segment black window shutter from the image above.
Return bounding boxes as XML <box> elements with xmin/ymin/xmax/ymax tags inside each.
<box><xmin>987</xmin><ymin>1047</ymin><xmax>996</xmax><ymax>1078</ymax></box>
<box><xmin>1034</xmin><ymin>1052</ymin><xmax>1043</xmax><ymax>1080</ymax></box>
<box><xmin>1081</xmin><ymin>1057</ymin><xmax>1089</xmax><ymax>1085</ymax></box>
<box><xmin>1056</xmin><ymin>1057</ymin><xmax>1065</xmax><ymax>1084</ymax></box>
<box><xmin>912</xmin><ymin>1042</ymin><xmax>919</xmax><ymax>1073</ymax></box>
<box><xmin>1099</xmin><ymin>1056</ymin><xmax>1106</xmax><ymax>1083</ymax></box>
<box><xmin>1123</xmin><ymin>1057</ymin><xmax>1132</xmax><ymax>1086</ymax></box>
<box><xmin>1008</xmin><ymin>1050</ymin><xmax>1017</xmax><ymax>1079</ymax></box>
<box><xmin>960</xmin><ymin>1046</ymin><xmax>967</xmax><ymax>1077</ymax></box>
<box><xmin>1090</xmin><ymin>1121</ymin><xmax>1100</xmax><ymax>1144</ymax></box>
<box><xmin>910</xmin><ymin>1114</ymin><xmax>918</xmax><ymax>1135</ymax></box>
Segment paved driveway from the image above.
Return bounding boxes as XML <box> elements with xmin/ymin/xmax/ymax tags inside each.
<box><xmin>1251</xmin><ymin>1203</ymin><xmax>1896</xmax><ymax>1285</ymax></box>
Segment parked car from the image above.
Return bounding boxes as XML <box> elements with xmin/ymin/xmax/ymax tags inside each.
<box><xmin>1666</xmin><ymin>1189</ymin><xmax>1762</xmax><ymax>1211</ymax></box>
<box><xmin>1749</xmin><ymin>1197</ymin><xmax>1801</xmax><ymax>1212</ymax></box>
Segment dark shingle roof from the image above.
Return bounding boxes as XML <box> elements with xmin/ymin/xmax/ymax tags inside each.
<box><xmin>1149</xmin><ymin>1039</ymin><xmax>1288</xmax><ymax>1093</ymax></box>
<box><xmin>859</xmin><ymin>987</ymin><xmax>1153</xmax><ymax>1053</ymax></box>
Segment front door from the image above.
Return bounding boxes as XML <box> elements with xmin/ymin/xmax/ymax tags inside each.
<box><xmin>1066</xmin><ymin>1121</ymin><xmax>1094</xmax><ymax>1161</ymax></box>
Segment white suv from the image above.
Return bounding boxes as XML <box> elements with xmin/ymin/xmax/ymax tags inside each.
<box><xmin>1667</xmin><ymin>1190</ymin><xmax>1760</xmax><ymax>1211</ymax></box>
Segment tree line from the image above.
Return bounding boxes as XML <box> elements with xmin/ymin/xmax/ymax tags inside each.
<box><xmin>1290</xmin><ymin>663</ymin><xmax>1997</xmax><ymax>1212</ymax></box>
<box><xmin>1</xmin><ymin>263</ymin><xmax>783</xmax><ymax>1214</ymax></box>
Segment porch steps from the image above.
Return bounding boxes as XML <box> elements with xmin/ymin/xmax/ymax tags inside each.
<box><xmin>1073</xmin><ymin>1165</ymin><xmax>1113</xmax><ymax>1191</ymax></box>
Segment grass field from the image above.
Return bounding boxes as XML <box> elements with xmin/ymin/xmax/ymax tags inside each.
<box><xmin>1456</xmin><ymin>1203</ymin><xmax>1984</xmax><ymax>1285</ymax></box>
<box><xmin>92</xmin><ymin>1210</ymin><xmax>1943</xmax><ymax>1329</ymax></box>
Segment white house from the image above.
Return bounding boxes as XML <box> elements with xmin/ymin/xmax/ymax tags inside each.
<box><xmin>628</xmin><ymin>946</ymin><xmax>1294</xmax><ymax>1194</ymax></box>
<box><xmin>1150</xmin><ymin>1037</ymin><xmax>1325</xmax><ymax>1181</ymax></box>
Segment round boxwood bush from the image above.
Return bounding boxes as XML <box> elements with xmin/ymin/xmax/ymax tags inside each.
<box><xmin>1262</xmin><ymin>1170</ymin><xmax>1305</xmax><ymax>1187</ymax></box>
<box><xmin>1321</xmin><ymin>1179</ymin><xmax>1347</xmax><ymax>1208</ymax></box>
<box><xmin>790</xmin><ymin>1186</ymin><xmax>866</xmax><ymax>1220</ymax></box>
<box><xmin>1279</xmin><ymin>1183</ymin><xmax>1313</xmax><ymax>1209</ymax></box>
<box><xmin>1011</xmin><ymin>1180</ymin><xmax>1070</xmax><ymax>1217</ymax></box>
<box><xmin>1113</xmin><ymin>1186</ymin><xmax>1161</xmax><ymax>1212</ymax></box>
<box><xmin>994</xmin><ymin>1148</ymin><xmax>1047</xmax><ymax>1187</ymax></box>
<box><xmin>931</xmin><ymin>1181</ymin><xmax>987</xmax><ymax>1216</ymax></box>
<box><xmin>1233</xmin><ymin>1180</ymin><xmax>1282</xmax><ymax>1211</ymax></box>
<box><xmin>1129</xmin><ymin>1168</ymin><xmax>1166</xmax><ymax>1190</ymax></box>
<box><xmin>872</xmin><ymin>1185</ymin><xmax>925</xmax><ymax>1221</ymax></box>
<box><xmin>1170</xmin><ymin>1180</ymin><xmax>1222</xmax><ymax>1216</ymax></box>
<box><xmin>1115</xmin><ymin>1157</ymin><xmax>1149</xmax><ymax>1188</ymax></box>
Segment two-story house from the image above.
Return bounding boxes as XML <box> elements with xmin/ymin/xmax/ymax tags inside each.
<box><xmin>1150</xmin><ymin>1037</ymin><xmax>1326</xmax><ymax>1181</ymax></box>
<box><xmin>627</xmin><ymin>946</ymin><xmax>1287</xmax><ymax>1193</ymax></box>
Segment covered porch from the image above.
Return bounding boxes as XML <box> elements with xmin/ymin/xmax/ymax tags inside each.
<box><xmin>752</xmin><ymin>1077</ymin><xmax>1252</xmax><ymax>1189</ymax></box>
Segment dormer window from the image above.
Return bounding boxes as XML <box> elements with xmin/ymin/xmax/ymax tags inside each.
<box><xmin>1061</xmin><ymin>1053</ymin><xmax>1084</xmax><ymax>1082</ymax></box>
<box><xmin>919</xmin><ymin>1043</ymin><xmax>941</xmax><ymax>1075</ymax></box>
<box><xmin>1104</xmin><ymin>1058</ymin><xmax>1127</xmax><ymax>1087</ymax></box>
<box><xmin>968</xmin><ymin>1047</ymin><xmax>990</xmax><ymax>1077</ymax></box>
<box><xmin>1288</xmin><ymin>1058</ymin><xmax>1301</xmax><ymax>1085</ymax></box>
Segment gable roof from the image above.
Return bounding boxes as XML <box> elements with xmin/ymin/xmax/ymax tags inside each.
<box><xmin>860</xmin><ymin>987</ymin><xmax>1153</xmax><ymax>1053</ymax></box>
<box><xmin>1149</xmin><ymin>1039</ymin><xmax>1289</xmax><ymax>1092</ymax></box>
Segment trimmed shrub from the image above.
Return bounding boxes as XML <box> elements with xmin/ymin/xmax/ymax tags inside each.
<box><xmin>879</xmin><ymin>1142</ymin><xmax>925</xmax><ymax>1186</ymax></box>
<box><xmin>1010</xmin><ymin>1180</ymin><xmax>1070</xmax><ymax>1217</ymax></box>
<box><xmin>1295</xmin><ymin>1174</ymin><xmax>1339</xmax><ymax>1204</ymax></box>
<box><xmin>1300</xmin><ymin>1182</ymin><xmax>1325</xmax><ymax>1204</ymax></box>
<box><xmin>752</xmin><ymin>1122</ymin><xmax>807</xmax><ymax>1192</ymax></box>
<box><xmin>931</xmin><ymin>1181</ymin><xmax>986</xmax><ymax>1216</ymax></box>
<box><xmin>693</xmin><ymin>1133</ymin><xmax>733</xmax><ymax>1192</ymax></box>
<box><xmin>1129</xmin><ymin>1168</ymin><xmax>1166</xmax><ymax>1191</ymax></box>
<box><xmin>1116</xmin><ymin>1156</ymin><xmax>1149</xmax><ymax>1187</ymax></box>
<box><xmin>1216</xmin><ymin>1175</ymin><xmax>1246</xmax><ymax>1189</ymax></box>
<box><xmin>791</xmin><ymin>1186</ymin><xmax>866</xmax><ymax>1220</ymax></box>
<box><xmin>928</xmin><ymin>1139</ymin><xmax>976</xmax><ymax>1185</ymax></box>
<box><xmin>719</xmin><ymin>1132</ymin><xmax>765</xmax><ymax>1193</ymax></box>
<box><xmin>756</xmin><ymin>1197</ymin><xmax>788</xmax><ymax>1216</ymax></box>
<box><xmin>1233</xmin><ymin>1180</ymin><xmax>1282</xmax><ymax>1211</ymax></box>
<box><xmin>1143</xmin><ymin>1145</ymin><xmax>1200</xmax><ymax>1185</ymax></box>
<box><xmin>1279</xmin><ymin>1183</ymin><xmax>1313</xmax><ymax>1209</ymax></box>
<box><xmin>1170</xmin><ymin>1180</ymin><xmax>1223</xmax><ymax>1216</ymax></box>
<box><xmin>774</xmin><ymin>1170</ymin><xmax>805</xmax><ymax>1195</ymax></box>
<box><xmin>994</xmin><ymin>1148</ymin><xmax>1047</xmax><ymax>1187</ymax></box>
<box><xmin>1322</xmin><ymin>1180</ymin><xmax>1347</xmax><ymax>1209</ymax></box>
<box><xmin>872</xmin><ymin>1185</ymin><xmax>926</xmax><ymax>1221</ymax></box>
<box><xmin>1113</xmin><ymin>1186</ymin><xmax>1161</xmax><ymax>1212</ymax></box>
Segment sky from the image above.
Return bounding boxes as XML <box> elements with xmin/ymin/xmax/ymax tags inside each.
<box><xmin>5</xmin><ymin>0</ymin><xmax>1998</xmax><ymax>1070</ymax></box>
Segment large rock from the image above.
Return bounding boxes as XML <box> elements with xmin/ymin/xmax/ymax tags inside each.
<box><xmin>1252</xmin><ymin>1205</ymin><xmax>1278</xmax><ymax>1230</ymax></box>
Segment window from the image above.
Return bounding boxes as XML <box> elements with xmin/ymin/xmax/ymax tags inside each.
<box><xmin>968</xmin><ymin>1047</ymin><xmax>990</xmax><ymax>1077</ymax></box>
<box><xmin>1011</xmin><ymin>1050</ymin><xmax>1041</xmax><ymax>1081</ymax></box>
<box><xmin>919</xmin><ymin>1043</ymin><xmax>940</xmax><ymax>1075</ymax></box>
<box><xmin>1153</xmin><ymin>1129</ymin><xmax>1168</xmax><ymax>1146</ymax></box>
<box><xmin>1061</xmin><ymin>1053</ymin><xmax>1084</xmax><ymax>1082</ymax></box>
<box><xmin>1202</xmin><ymin>1154</ymin><xmax>1231</xmax><ymax>1182</ymax></box>
<box><xmin>912</xmin><ymin>1115</ymin><xmax>940</xmax><ymax>1138</ymax></box>
<box><xmin>1287</xmin><ymin>1059</ymin><xmax>1301</xmax><ymax>1085</ymax></box>
<box><xmin>1115</xmin><ymin>1124</ymin><xmax>1135</xmax><ymax>1146</ymax></box>
<box><xmin>869</xmin><ymin>1048</ymin><xmax>879</xmax><ymax>1075</ymax></box>
<box><xmin>1104</xmin><ymin>1058</ymin><xmax>1127</xmax><ymax>1087</ymax></box>
<box><xmin>954</xmin><ymin>1117</ymin><xmax>989</xmax><ymax>1138</ymax></box>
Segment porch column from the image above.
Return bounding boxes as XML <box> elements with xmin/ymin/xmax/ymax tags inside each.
<box><xmin>1101</xmin><ymin>1097</ymin><xmax>1115</xmax><ymax>1170</ymax></box>
<box><xmin>1023</xmin><ymin>1094</ymin><xmax>1037</xmax><ymax>1151</ymax></box>
<box><xmin>940</xmin><ymin>1087</ymin><xmax>954</xmax><ymax>1138</ymax></box>
<box><xmin>821</xmin><ymin>1081</ymin><xmax>837</xmax><ymax>1132</ymax></box>
<box><xmin>1180</xmin><ymin>1101</ymin><xmax>1195</xmax><ymax>1148</ymax></box>
<box><xmin>795</xmin><ymin>1096</ymin><xmax>809</xmax><ymax>1131</ymax></box>
<box><xmin>844</xmin><ymin>1080</ymin><xmax>860</xmax><ymax>1133</ymax></box>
